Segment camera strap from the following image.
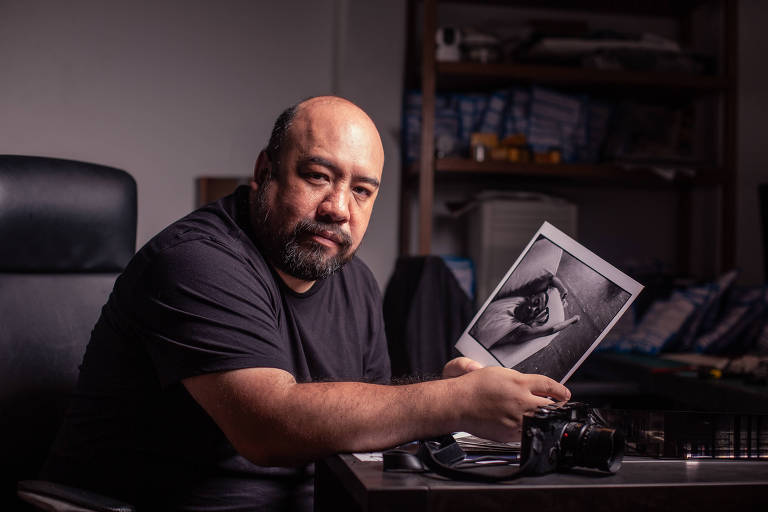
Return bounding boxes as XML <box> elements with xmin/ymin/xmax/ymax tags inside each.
<box><xmin>383</xmin><ymin>435</ymin><xmax>531</xmax><ymax>483</ymax></box>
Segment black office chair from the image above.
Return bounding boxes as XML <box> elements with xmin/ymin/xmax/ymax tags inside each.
<box><xmin>0</xmin><ymin>155</ymin><xmax>137</xmax><ymax>511</ymax></box>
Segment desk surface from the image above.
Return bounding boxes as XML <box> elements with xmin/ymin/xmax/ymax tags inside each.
<box><xmin>316</xmin><ymin>454</ymin><xmax>768</xmax><ymax>512</ymax></box>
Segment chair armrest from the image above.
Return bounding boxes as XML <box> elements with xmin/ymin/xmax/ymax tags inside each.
<box><xmin>17</xmin><ymin>480</ymin><xmax>135</xmax><ymax>512</ymax></box>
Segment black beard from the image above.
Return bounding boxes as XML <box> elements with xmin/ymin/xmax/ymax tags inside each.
<box><xmin>250</xmin><ymin>183</ymin><xmax>356</xmax><ymax>282</ymax></box>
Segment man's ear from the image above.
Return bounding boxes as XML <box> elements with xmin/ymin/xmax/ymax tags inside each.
<box><xmin>253</xmin><ymin>150</ymin><xmax>272</xmax><ymax>187</ymax></box>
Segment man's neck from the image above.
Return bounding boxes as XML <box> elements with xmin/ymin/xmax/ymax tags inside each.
<box><xmin>274</xmin><ymin>267</ymin><xmax>316</xmax><ymax>294</ymax></box>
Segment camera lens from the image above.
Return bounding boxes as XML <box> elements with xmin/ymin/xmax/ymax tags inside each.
<box><xmin>561</xmin><ymin>422</ymin><xmax>625</xmax><ymax>473</ymax></box>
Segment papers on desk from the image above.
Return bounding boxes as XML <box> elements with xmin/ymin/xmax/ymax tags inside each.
<box><xmin>454</xmin><ymin>432</ymin><xmax>520</xmax><ymax>454</ymax></box>
<box><xmin>352</xmin><ymin>433</ymin><xmax>521</xmax><ymax>462</ymax></box>
<box><xmin>353</xmin><ymin>452</ymin><xmax>383</xmax><ymax>462</ymax></box>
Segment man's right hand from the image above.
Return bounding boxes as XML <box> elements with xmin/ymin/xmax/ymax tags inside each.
<box><xmin>454</xmin><ymin>366</ymin><xmax>570</xmax><ymax>442</ymax></box>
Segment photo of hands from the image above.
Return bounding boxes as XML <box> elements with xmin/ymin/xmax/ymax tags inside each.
<box><xmin>457</xmin><ymin>222</ymin><xmax>643</xmax><ymax>383</ymax></box>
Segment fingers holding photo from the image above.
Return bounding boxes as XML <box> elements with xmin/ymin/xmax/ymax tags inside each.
<box><xmin>520</xmin><ymin>372</ymin><xmax>571</xmax><ymax>402</ymax></box>
<box><xmin>442</xmin><ymin>356</ymin><xmax>484</xmax><ymax>379</ymax></box>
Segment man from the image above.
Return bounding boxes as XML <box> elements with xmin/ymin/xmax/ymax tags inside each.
<box><xmin>44</xmin><ymin>96</ymin><xmax>570</xmax><ymax>511</ymax></box>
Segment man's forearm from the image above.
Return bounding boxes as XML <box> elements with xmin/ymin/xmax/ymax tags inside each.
<box><xmin>185</xmin><ymin>365</ymin><xmax>570</xmax><ymax>468</ymax></box>
<box><xmin>261</xmin><ymin>379</ymin><xmax>463</xmax><ymax>464</ymax></box>
<box><xmin>185</xmin><ymin>368</ymin><xmax>465</xmax><ymax>467</ymax></box>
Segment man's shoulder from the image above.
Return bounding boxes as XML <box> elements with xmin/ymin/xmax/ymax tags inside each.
<box><xmin>124</xmin><ymin>192</ymin><xmax>273</xmax><ymax>292</ymax></box>
<box><xmin>113</xmin><ymin>199</ymin><xmax>281</xmax><ymax>330</ymax></box>
<box><xmin>144</xmin><ymin>191</ymin><xmax>259</xmax><ymax>263</ymax></box>
<box><xmin>153</xmin><ymin>196</ymin><xmax>243</xmax><ymax>250</ymax></box>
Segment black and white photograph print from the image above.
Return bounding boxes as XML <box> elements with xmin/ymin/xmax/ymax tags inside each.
<box><xmin>456</xmin><ymin>222</ymin><xmax>643</xmax><ymax>383</ymax></box>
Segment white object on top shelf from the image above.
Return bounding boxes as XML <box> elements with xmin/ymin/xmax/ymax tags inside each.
<box><xmin>528</xmin><ymin>32</ymin><xmax>681</xmax><ymax>57</ymax></box>
<box><xmin>436</xmin><ymin>26</ymin><xmax>462</xmax><ymax>62</ymax></box>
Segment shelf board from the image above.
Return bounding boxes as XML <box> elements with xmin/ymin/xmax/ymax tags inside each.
<box><xmin>420</xmin><ymin>157</ymin><xmax>725</xmax><ymax>185</ymax></box>
<box><xmin>435</xmin><ymin>0</ymin><xmax>709</xmax><ymax>17</ymax></box>
<box><xmin>436</xmin><ymin>62</ymin><xmax>728</xmax><ymax>90</ymax></box>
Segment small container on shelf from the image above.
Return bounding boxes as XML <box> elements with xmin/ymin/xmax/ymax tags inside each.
<box><xmin>499</xmin><ymin>134</ymin><xmax>530</xmax><ymax>163</ymax></box>
<box><xmin>507</xmin><ymin>146</ymin><xmax>531</xmax><ymax>163</ymax></box>
<box><xmin>533</xmin><ymin>148</ymin><xmax>562</xmax><ymax>164</ymax></box>
<box><xmin>470</xmin><ymin>132</ymin><xmax>499</xmax><ymax>162</ymax></box>
<box><xmin>490</xmin><ymin>147</ymin><xmax>509</xmax><ymax>161</ymax></box>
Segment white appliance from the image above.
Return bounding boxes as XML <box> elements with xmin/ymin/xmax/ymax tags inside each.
<box><xmin>467</xmin><ymin>193</ymin><xmax>578</xmax><ymax>304</ymax></box>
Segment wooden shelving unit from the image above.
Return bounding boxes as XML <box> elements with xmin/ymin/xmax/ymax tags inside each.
<box><xmin>429</xmin><ymin>158</ymin><xmax>725</xmax><ymax>185</ymax></box>
<box><xmin>437</xmin><ymin>61</ymin><xmax>731</xmax><ymax>90</ymax></box>
<box><xmin>400</xmin><ymin>0</ymin><xmax>738</xmax><ymax>276</ymax></box>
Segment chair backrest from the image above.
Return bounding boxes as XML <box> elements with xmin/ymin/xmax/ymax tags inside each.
<box><xmin>383</xmin><ymin>256</ymin><xmax>473</xmax><ymax>379</ymax></box>
<box><xmin>0</xmin><ymin>155</ymin><xmax>136</xmax><ymax>508</ymax></box>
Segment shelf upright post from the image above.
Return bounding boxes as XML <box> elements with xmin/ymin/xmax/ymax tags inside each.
<box><xmin>675</xmin><ymin>8</ymin><xmax>692</xmax><ymax>276</ymax></box>
<box><xmin>399</xmin><ymin>0</ymin><xmax>419</xmax><ymax>256</ymax></box>
<box><xmin>721</xmin><ymin>0</ymin><xmax>738</xmax><ymax>272</ymax></box>
<box><xmin>417</xmin><ymin>0</ymin><xmax>437</xmax><ymax>255</ymax></box>
<box><xmin>676</xmin><ymin>183</ymin><xmax>692</xmax><ymax>275</ymax></box>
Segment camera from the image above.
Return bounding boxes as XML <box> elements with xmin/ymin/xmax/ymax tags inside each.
<box><xmin>520</xmin><ymin>402</ymin><xmax>624</xmax><ymax>475</ymax></box>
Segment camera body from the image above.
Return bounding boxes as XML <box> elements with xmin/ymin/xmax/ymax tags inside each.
<box><xmin>520</xmin><ymin>402</ymin><xmax>624</xmax><ymax>475</ymax></box>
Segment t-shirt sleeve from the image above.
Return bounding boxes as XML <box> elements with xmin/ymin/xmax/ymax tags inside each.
<box><xmin>125</xmin><ymin>238</ymin><xmax>290</xmax><ymax>388</ymax></box>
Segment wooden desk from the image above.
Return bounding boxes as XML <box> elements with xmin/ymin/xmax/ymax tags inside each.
<box><xmin>315</xmin><ymin>454</ymin><xmax>768</xmax><ymax>512</ymax></box>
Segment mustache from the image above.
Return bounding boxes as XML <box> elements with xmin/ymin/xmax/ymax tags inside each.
<box><xmin>293</xmin><ymin>219</ymin><xmax>353</xmax><ymax>248</ymax></box>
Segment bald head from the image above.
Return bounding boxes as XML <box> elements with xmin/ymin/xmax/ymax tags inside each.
<box><xmin>266</xmin><ymin>96</ymin><xmax>383</xmax><ymax>173</ymax></box>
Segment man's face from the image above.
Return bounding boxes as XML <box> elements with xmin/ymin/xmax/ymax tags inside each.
<box><xmin>251</xmin><ymin>99</ymin><xmax>384</xmax><ymax>283</ymax></box>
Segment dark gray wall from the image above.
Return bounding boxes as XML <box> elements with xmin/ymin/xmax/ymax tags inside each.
<box><xmin>0</xmin><ymin>0</ymin><xmax>404</xmax><ymax>288</ymax></box>
<box><xmin>0</xmin><ymin>0</ymin><xmax>765</xmax><ymax>285</ymax></box>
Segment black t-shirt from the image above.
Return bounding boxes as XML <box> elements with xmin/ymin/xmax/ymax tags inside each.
<box><xmin>43</xmin><ymin>186</ymin><xmax>391</xmax><ymax>511</ymax></box>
